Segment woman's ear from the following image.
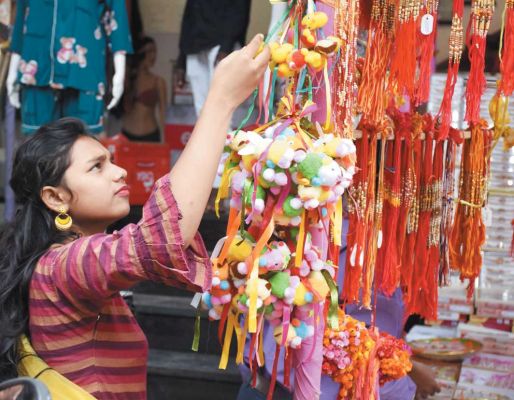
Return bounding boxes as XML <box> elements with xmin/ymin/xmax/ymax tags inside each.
<box><xmin>40</xmin><ymin>186</ymin><xmax>71</xmax><ymax>213</ymax></box>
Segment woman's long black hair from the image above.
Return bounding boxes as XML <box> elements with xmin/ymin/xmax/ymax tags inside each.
<box><xmin>0</xmin><ymin>118</ymin><xmax>88</xmax><ymax>380</ymax></box>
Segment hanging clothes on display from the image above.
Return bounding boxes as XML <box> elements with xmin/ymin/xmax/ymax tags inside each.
<box><xmin>10</xmin><ymin>0</ymin><xmax>133</xmax><ymax>134</ymax></box>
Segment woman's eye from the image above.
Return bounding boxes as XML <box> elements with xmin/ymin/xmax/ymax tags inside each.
<box><xmin>90</xmin><ymin>162</ymin><xmax>102</xmax><ymax>171</ymax></box>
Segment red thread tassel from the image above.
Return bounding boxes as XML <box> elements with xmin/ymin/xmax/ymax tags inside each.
<box><xmin>343</xmin><ymin>132</ymin><xmax>369</xmax><ymax>303</ymax></box>
<box><xmin>500</xmin><ymin>5</ymin><xmax>514</xmax><ymax>96</ymax></box>
<box><xmin>401</xmin><ymin>140</ymin><xmax>422</xmax><ymax>308</ymax></box>
<box><xmin>408</xmin><ymin>135</ymin><xmax>435</xmax><ymax>319</ymax></box>
<box><xmin>378</xmin><ymin>130</ymin><xmax>402</xmax><ymax>296</ymax></box>
<box><xmin>415</xmin><ymin>10</ymin><xmax>438</xmax><ymax>105</ymax></box>
<box><xmin>390</xmin><ymin>17</ymin><xmax>418</xmax><ymax>98</ymax></box>
<box><xmin>465</xmin><ymin>34</ymin><xmax>487</xmax><ymax>124</ymax></box>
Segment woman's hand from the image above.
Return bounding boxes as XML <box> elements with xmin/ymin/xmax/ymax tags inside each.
<box><xmin>208</xmin><ymin>34</ymin><xmax>270</xmax><ymax>112</ymax></box>
<box><xmin>410</xmin><ymin>360</ymin><xmax>441</xmax><ymax>399</ymax></box>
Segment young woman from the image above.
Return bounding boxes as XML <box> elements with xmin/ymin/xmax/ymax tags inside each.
<box><xmin>0</xmin><ymin>34</ymin><xmax>270</xmax><ymax>399</ymax></box>
<box><xmin>121</xmin><ymin>36</ymin><xmax>167</xmax><ymax>142</ymax></box>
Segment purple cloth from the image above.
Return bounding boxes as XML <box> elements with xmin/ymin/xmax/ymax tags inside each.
<box><xmin>238</xmin><ymin>218</ymin><xmax>416</xmax><ymax>399</ymax></box>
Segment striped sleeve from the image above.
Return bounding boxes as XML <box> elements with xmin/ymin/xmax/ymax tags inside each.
<box><xmin>48</xmin><ymin>174</ymin><xmax>211</xmax><ymax>308</ymax></box>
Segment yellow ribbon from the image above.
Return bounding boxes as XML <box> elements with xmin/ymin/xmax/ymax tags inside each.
<box><xmin>215</xmin><ymin>164</ymin><xmax>237</xmax><ymax>218</ymax></box>
<box><xmin>219</xmin><ymin>310</ymin><xmax>237</xmax><ymax>369</ymax></box>
<box><xmin>332</xmin><ymin>197</ymin><xmax>343</xmax><ymax>246</ymax></box>
<box><xmin>323</xmin><ymin>62</ymin><xmax>332</xmax><ymax>131</ymax></box>
<box><xmin>295</xmin><ymin>211</ymin><xmax>306</xmax><ymax>267</ymax></box>
<box><xmin>236</xmin><ymin>316</ymin><xmax>248</xmax><ymax>364</ymax></box>
<box><xmin>248</xmin><ymin>218</ymin><xmax>275</xmax><ymax>333</ymax></box>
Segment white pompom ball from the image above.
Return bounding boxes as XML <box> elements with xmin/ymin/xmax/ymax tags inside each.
<box><xmin>263</xmin><ymin>168</ymin><xmax>275</xmax><ymax>182</ymax></box>
<box><xmin>254</xmin><ymin>198</ymin><xmax>265</xmax><ymax>213</ymax></box>
<box><xmin>290</xmin><ymin>197</ymin><xmax>302</xmax><ymax>209</ymax></box>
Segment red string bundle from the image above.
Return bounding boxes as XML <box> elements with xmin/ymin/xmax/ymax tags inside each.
<box><xmin>343</xmin><ymin>131</ymin><xmax>369</xmax><ymax>303</ymax></box>
<box><xmin>400</xmin><ymin>115</ymin><xmax>423</xmax><ymax>307</ymax></box>
<box><xmin>415</xmin><ymin>2</ymin><xmax>439</xmax><ymax>105</ymax></box>
<box><xmin>357</xmin><ymin>0</ymin><xmax>395</xmax><ymax>125</ymax></box>
<box><xmin>499</xmin><ymin>1</ymin><xmax>514</xmax><ymax>96</ymax></box>
<box><xmin>377</xmin><ymin>111</ymin><xmax>404</xmax><ymax>296</ymax></box>
<box><xmin>389</xmin><ymin>5</ymin><xmax>418</xmax><ymax>99</ymax></box>
<box><xmin>464</xmin><ymin>0</ymin><xmax>494</xmax><ymax>124</ymax></box>
<box><xmin>438</xmin><ymin>0</ymin><xmax>464</xmax><ymax>138</ymax></box>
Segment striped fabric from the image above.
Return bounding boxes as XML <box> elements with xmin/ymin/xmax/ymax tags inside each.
<box><xmin>28</xmin><ymin>174</ymin><xmax>211</xmax><ymax>400</ymax></box>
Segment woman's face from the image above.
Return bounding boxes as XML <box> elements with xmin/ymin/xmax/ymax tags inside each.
<box><xmin>62</xmin><ymin>136</ymin><xmax>130</xmax><ymax>234</ymax></box>
<box><xmin>142</xmin><ymin>42</ymin><xmax>157</xmax><ymax>67</ymax></box>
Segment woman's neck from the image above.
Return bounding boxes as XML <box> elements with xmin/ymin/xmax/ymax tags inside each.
<box><xmin>73</xmin><ymin>222</ymin><xmax>108</xmax><ymax>237</ymax></box>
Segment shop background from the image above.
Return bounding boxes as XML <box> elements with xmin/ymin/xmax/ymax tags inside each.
<box><xmin>139</xmin><ymin>0</ymin><xmax>272</xmax><ymax>101</ymax></box>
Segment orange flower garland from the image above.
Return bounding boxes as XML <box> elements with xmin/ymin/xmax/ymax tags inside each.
<box><xmin>323</xmin><ymin>310</ymin><xmax>376</xmax><ymax>399</ymax></box>
<box><xmin>376</xmin><ymin>332</ymin><xmax>412</xmax><ymax>386</ymax></box>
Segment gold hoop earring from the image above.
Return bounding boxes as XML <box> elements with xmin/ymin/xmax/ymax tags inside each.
<box><xmin>55</xmin><ymin>207</ymin><xmax>72</xmax><ymax>231</ymax></box>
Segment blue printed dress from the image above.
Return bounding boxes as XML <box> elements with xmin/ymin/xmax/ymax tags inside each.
<box><xmin>10</xmin><ymin>0</ymin><xmax>133</xmax><ymax>133</ymax></box>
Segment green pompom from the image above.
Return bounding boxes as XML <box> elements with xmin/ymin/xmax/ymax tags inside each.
<box><xmin>298</xmin><ymin>153</ymin><xmax>323</xmax><ymax>180</ymax></box>
<box><xmin>239</xmin><ymin>293</ymin><xmax>248</xmax><ymax>304</ymax></box>
<box><xmin>269</xmin><ymin>271</ymin><xmax>290</xmax><ymax>298</ymax></box>
<box><xmin>283</xmin><ymin>195</ymin><xmax>303</xmax><ymax>217</ymax></box>
<box><xmin>264</xmin><ymin>304</ymin><xmax>274</xmax><ymax>315</ymax></box>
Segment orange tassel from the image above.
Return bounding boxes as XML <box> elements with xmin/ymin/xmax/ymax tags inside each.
<box><xmin>449</xmin><ymin>123</ymin><xmax>491</xmax><ymax>299</ymax></box>
<box><xmin>357</xmin><ymin>2</ymin><xmax>394</xmax><ymax>126</ymax></box>
<box><xmin>464</xmin><ymin>35</ymin><xmax>487</xmax><ymax>124</ymax></box>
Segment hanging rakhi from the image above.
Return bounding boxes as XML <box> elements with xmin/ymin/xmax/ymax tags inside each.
<box><xmin>464</xmin><ymin>0</ymin><xmax>495</xmax><ymax>125</ymax></box>
<box><xmin>333</xmin><ymin>0</ymin><xmax>360</xmax><ymax>138</ymax></box>
<box><xmin>389</xmin><ymin>0</ymin><xmax>421</xmax><ymax>99</ymax></box>
<box><xmin>449</xmin><ymin>123</ymin><xmax>492</xmax><ymax>298</ymax></box>
<box><xmin>357</xmin><ymin>0</ymin><xmax>397</xmax><ymax>125</ymax></box>
<box><xmin>361</xmin><ymin>118</ymin><xmax>390</xmax><ymax>309</ymax></box>
<box><xmin>400</xmin><ymin>114</ymin><xmax>423</xmax><ymax>308</ymax></box>
<box><xmin>499</xmin><ymin>0</ymin><xmax>514</xmax><ymax>97</ymax></box>
<box><xmin>376</xmin><ymin>109</ymin><xmax>403</xmax><ymax>296</ymax></box>
<box><xmin>425</xmin><ymin>134</ymin><xmax>444</xmax><ymax>319</ymax></box>
<box><xmin>437</xmin><ymin>0</ymin><xmax>464</xmax><ymax>139</ymax></box>
<box><xmin>343</xmin><ymin>130</ymin><xmax>368</xmax><ymax>303</ymax></box>
<box><xmin>395</xmin><ymin>113</ymin><xmax>416</xmax><ymax>290</ymax></box>
<box><xmin>490</xmin><ymin>0</ymin><xmax>514</xmax><ymax>151</ymax></box>
<box><xmin>415</xmin><ymin>0</ymin><xmax>439</xmax><ymax>105</ymax></box>
<box><xmin>407</xmin><ymin>117</ymin><xmax>436</xmax><ymax>320</ymax></box>
<box><xmin>439</xmin><ymin>128</ymin><xmax>464</xmax><ymax>286</ymax></box>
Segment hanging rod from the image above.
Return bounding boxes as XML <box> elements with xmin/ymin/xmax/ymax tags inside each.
<box><xmin>352</xmin><ymin>130</ymin><xmax>473</xmax><ymax>140</ymax></box>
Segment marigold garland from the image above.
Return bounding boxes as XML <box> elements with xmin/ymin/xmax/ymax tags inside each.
<box><xmin>376</xmin><ymin>332</ymin><xmax>412</xmax><ymax>386</ymax></box>
<box><xmin>322</xmin><ymin>310</ymin><xmax>376</xmax><ymax>399</ymax></box>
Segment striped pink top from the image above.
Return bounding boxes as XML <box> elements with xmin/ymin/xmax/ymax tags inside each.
<box><xmin>28</xmin><ymin>175</ymin><xmax>211</xmax><ymax>399</ymax></box>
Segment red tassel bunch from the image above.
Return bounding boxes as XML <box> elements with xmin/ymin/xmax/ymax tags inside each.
<box><xmin>499</xmin><ymin>0</ymin><xmax>514</xmax><ymax>96</ymax></box>
<box><xmin>464</xmin><ymin>0</ymin><xmax>495</xmax><ymax>124</ymax></box>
